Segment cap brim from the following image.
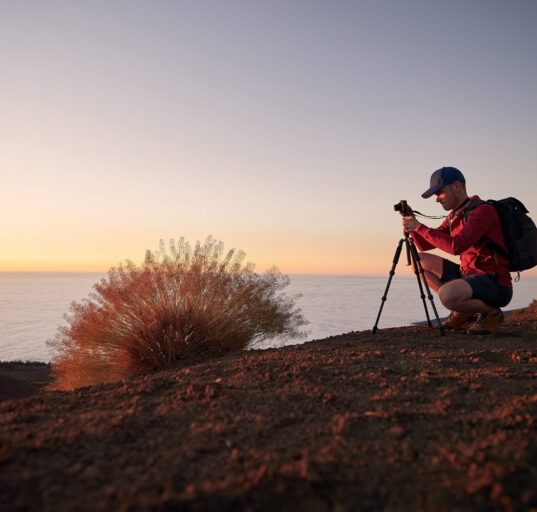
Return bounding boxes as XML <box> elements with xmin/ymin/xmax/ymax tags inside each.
<box><xmin>421</xmin><ymin>184</ymin><xmax>443</xmax><ymax>199</ymax></box>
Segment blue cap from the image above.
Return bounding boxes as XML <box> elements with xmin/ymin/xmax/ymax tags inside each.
<box><xmin>422</xmin><ymin>167</ymin><xmax>466</xmax><ymax>198</ymax></box>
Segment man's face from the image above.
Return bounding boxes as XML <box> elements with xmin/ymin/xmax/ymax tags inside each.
<box><xmin>435</xmin><ymin>183</ymin><xmax>458</xmax><ymax>210</ymax></box>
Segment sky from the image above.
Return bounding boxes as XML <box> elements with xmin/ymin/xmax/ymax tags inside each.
<box><xmin>2</xmin><ymin>0</ymin><xmax>537</xmax><ymax>275</ymax></box>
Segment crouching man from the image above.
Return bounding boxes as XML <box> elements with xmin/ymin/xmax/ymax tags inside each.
<box><xmin>403</xmin><ymin>166</ymin><xmax>512</xmax><ymax>335</ymax></box>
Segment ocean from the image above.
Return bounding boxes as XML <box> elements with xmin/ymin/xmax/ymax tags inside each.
<box><xmin>1</xmin><ymin>272</ymin><xmax>536</xmax><ymax>362</ymax></box>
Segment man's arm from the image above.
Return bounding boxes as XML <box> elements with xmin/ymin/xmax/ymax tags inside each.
<box><xmin>409</xmin><ymin>227</ymin><xmax>436</xmax><ymax>251</ymax></box>
<box><xmin>410</xmin><ymin>204</ymin><xmax>495</xmax><ymax>255</ymax></box>
<box><xmin>403</xmin><ymin>216</ymin><xmax>450</xmax><ymax>251</ymax></box>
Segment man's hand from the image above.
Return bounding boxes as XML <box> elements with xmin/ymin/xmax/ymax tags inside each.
<box><xmin>402</xmin><ymin>215</ymin><xmax>420</xmax><ymax>232</ymax></box>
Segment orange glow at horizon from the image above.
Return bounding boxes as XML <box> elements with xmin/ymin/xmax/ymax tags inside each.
<box><xmin>0</xmin><ymin>249</ymin><xmax>394</xmax><ymax>275</ymax></box>
<box><xmin>5</xmin><ymin>255</ymin><xmax>535</xmax><ymax>277</ymax></box>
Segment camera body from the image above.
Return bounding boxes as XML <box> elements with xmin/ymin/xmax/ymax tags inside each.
<box><xmin>394</xmin><ymin>200</ymin><xmax>411</xmax><ymax>216</ymax></box>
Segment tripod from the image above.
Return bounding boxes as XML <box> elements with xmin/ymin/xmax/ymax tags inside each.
<box><xmin>373</xmin><ymin>232</ymin><xmax>445</xmax><ymax>336</ymax></box>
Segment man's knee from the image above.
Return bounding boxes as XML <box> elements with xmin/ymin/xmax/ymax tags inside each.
<box><xmin>417</xmin><ymin>252</ymin><xmax>432</xmax><ymax>272</ymax></box>
<box><xmin>438</xmin><ymin>280</ymin><xmax>472</xmax><ymax>310</ymax></box>
<box><xmin>438</xmin><ymin>286</ymin><xmax>454</xmax><ymax>309</ymax></box>
<box><xmin>418</xmin><ymin>252</ymin><xmax>444</xmax><ymax>277</ymax></box>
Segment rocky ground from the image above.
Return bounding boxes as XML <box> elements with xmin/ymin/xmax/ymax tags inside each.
<box><xmin>0</xmin><ymin>362</ymin><xmax>50</xmax><ymax>402</ymax></box>
<box><xmin>1</xmin><ymin>304</ymin><xmax>537</xmax><ymax>511</ymax></box>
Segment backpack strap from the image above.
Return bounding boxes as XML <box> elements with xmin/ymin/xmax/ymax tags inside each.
<box><xmin>462</xmin><ymin>200</ymin><xmax>510</xmax><ymax>261</ymax></box>
<box><xmin>462</xmin><ymin>199</ymin><xmax>486</xmax><ymax>222</ymax></box>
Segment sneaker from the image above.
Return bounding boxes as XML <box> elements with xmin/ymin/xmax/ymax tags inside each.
<box><xmin>467</xmin><ymin>310</ymin><xmax>504</xmax><ymax>335</ymax></box>
<box><xmin>442</xmin><ymin>311</ymin><xmax>476</xmax><ymax>329</ymax></box>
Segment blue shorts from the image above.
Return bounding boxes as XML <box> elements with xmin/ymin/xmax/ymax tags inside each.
<box><xmin>441</xmin><ymin>259</ymin><xmax>512</xmax><ymax>308</ymax></box>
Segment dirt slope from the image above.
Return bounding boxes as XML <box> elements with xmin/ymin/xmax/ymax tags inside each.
<box><xmin>1</xmin><ymin>310</ymin><xmax>537</xmax><ymax>511</ymax></box>
<box><xmin>0</xmin><ymin>362</ymin><xmax>50</xmax><ymax>402</ymax></box>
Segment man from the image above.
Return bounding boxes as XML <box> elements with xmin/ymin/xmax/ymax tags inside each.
<box><xmin>402</xmin><ymin>167</ymin><xmax>512</xmax><ymax>335</ymax></box>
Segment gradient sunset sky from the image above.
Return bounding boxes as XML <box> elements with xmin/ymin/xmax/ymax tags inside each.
<box><xmin>2</xmin><ymin>1</ymin><xmax>537</xmax><ymax>275</ymax></box>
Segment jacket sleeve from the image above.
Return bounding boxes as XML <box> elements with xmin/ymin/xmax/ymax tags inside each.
<box><xmin>410</xmin><ymin>217</ymin><xmax>451</xmax><ymax>251</ymax></box>
<box><xmin>413</xmin><ymin>204</ymin><xmax>495</xmax><ymax>255</ymax></box>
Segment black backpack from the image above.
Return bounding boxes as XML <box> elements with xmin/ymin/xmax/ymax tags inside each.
<box><xmin>464</xmin><ymin>197</ymin><xmax>537</xmax><ymax>273</ymax></box>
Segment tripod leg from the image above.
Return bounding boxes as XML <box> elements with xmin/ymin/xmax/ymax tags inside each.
<box><xmin>407</xmin><ymin>238</ymin><xmax>432</xmax><ymax>327</ymax></box>
<box><xmin>408</xmin><ymin>241</ymin><xmax>445</xmax><ymax>336</ymax></box>
<box><xmin>373</xmin><ymin>238</ymin><xmax>404</xmax><ymax>334</ymax></box>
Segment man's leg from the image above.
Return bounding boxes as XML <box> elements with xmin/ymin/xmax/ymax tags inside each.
<box><xmin>417</xmin><ymin>254</ymin><xmax>497</xmax><ymax>330</ymax></box>
<box><xmin>438</xmin><ymin>276</ymin><xmax>510</xmax><ymax>334</ymax></box>
<box><xmin>437</xmin><ymin>279</ymin><xmax>497</xmax><ymax>315</ymax></box>
<box><xmin>417</xmin><ymin>253</ymin><xmax>445</xmax><ymax>291</ymax></box>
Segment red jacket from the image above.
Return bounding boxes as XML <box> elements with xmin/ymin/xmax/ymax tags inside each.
<box><xmin>411</xmin><ymin>195</ymin><xmax>512</xmax><ymax>287</ymax></box>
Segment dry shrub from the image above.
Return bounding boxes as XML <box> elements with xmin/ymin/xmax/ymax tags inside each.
<box><xmin>48</xmin><ymin>237</ymin><xmax>306</xmax><ymax>390</ymax></box>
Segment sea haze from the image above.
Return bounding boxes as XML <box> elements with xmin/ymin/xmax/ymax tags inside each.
<box><xmin>1</xmin><ymin>272</ymin><xmax>536</xmax><ymax>362</ymax></box>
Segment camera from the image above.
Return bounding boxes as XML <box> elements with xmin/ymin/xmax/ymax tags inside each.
<box><xmin>394</xmin><ymin>200</ymin><xmax>412</xmax><ymax>216</ymax></box>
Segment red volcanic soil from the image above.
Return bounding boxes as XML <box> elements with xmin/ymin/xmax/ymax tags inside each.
<box><xmin>1</xmin><ymin>306</ymin><xmax>537</xmax><ymax>511</ymax></box>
